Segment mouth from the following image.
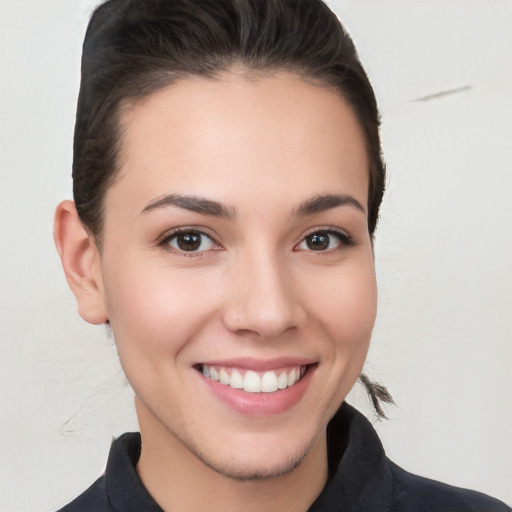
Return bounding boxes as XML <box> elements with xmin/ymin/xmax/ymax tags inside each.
<box><xmin>194</xmin><ymin>360</ymin><xmax>317</xmax><ymax>416</ymax></box>
<box><xmin>195</xmin><ymin>363</ymin><xmax>312</xmax><ymax>394</ymax></box>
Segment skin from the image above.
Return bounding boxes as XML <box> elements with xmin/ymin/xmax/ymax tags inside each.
<box><xmin>55</xmin><ymin>72</ymin><xmax>377</xmax><ymax>512</ymax></box>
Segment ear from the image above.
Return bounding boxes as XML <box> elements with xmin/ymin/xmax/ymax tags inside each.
<box><xmin>54</xmin><ymin>200</ymin><xmax>108</xmax><ymax>325</ymax></box>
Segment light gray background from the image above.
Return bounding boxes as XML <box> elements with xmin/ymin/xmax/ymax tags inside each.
<box><xmin>0</xmin><ymin>1</ymin><xmax>510</xmax><ymax>510</ymax></box>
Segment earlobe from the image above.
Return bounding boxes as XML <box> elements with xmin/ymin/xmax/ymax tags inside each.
<box><xmin>54</xmin><ymin>200</ymin><xmax>108</xmax><ymax>325</ymax></box>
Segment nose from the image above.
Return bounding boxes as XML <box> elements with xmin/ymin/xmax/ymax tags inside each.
<box><xmin>222</xmin><ymin>251</ymin><xmax>306</xmax><ymax>340</ymax></box>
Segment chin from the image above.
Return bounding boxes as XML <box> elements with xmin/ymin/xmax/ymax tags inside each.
<box><xmin>197</xmin><ymin>438</ymin><xmax>315</xmax><ymax>482</ymax></box>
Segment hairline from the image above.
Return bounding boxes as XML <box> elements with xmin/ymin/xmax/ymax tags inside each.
<box><xmin>88</xmin><ymin>65</ymin><xmax>374</xmax><ymax>249</ymax></box>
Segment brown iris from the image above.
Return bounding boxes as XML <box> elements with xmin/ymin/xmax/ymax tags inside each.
<box><xmin>176</xmin><ymin>232</ymin><xmax>202</xmax><ymax>251</ymax></box>
<box><xmin>305</xmin><ymin>232</ymin><xmax>330</xmax><ymax>251</ymax></box>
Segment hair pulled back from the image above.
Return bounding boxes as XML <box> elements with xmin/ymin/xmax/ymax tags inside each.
<box><xmin>73</xmin><ymin>0</ymin><xmax>391</xmax><ymax>416</ymax></box>
<box><xmin>74</xmin><ymin>0</ymin><xmax>385</xmax><ymax>241</ymax></box>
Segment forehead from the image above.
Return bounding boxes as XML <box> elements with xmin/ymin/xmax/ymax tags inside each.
<box><xmin>109</xmin><ymin>72</ymin><xmax>369</xmax><ymax>217</ymax></box>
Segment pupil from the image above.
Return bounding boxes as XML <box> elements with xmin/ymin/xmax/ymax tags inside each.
<box><xmin>177</xmin><ymin>233</ymin><xmax>201</xmax><ymax>251</ymax></box>
<box><xmin>307</xmin><ymin>233</ymin><xmax>329</xmax><ymax>250</ymax></box>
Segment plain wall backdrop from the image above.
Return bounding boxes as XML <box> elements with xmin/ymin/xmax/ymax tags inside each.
<box><xmin>0</xmin><ymin>1</ymin><xmax>510</xmax><ymax>510</ymax></box>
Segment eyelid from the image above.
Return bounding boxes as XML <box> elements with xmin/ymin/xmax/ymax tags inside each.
<box><xmin>300</xmin><ymin>225</ymin><xmax>350</xmax><ymax>239</ymax></box>
<box><xmin>294</xmin><ymin>226</ymin><xmax>354</xmax><ymax>251</ymax></box>
<box><xmin>156</xmin><ymin>225</ymin><xmax>353</xmax><ymax>254</ymax></box>
<box><xmin>157</xmin><ymin>226</ymin><xmax>223</xmax><ymax>254</ymax></box>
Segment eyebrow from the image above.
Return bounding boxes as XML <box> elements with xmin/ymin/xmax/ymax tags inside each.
<box><xmin>141</xmin><ymin>192</ymin><xmax>365</xmax><ymax>219</ymax></box>
<box><xmin>141</xmin><ymin>194</ymin><xmax>236</xmax><ymax>218</ymax></box>
<box><xmin>295</xmin><ymin>194</ymin><xmax>366</xmax><ymax>216</ymax></box>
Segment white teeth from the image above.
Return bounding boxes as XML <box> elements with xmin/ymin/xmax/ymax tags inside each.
<box><xmin>243</xmin><ymin>371</ymin><xmax>261</xmax><ymax>393</ymax></box>
<box><xmin>261</xmin><ymin>371</ymin><xmax>278</xmax><ymax>393</ymax></box>
<box><xmin>202</xmin><ymin>364</ymin><xmax>307</xmax><ymax>394</ymax></box>
<box><xmin>277</xmin><ymin>371</ymin><xmax>288</xmax><ymax>389</ymax></box>
<box><xmin>219</xmin><ymin>368</ymin><xmax>230</xmax><ymax>385</ymax></box>
<box><xmin>230</xmin><ymin>371</ymin><xmax>244</xmax><ymax>389</ymax></box>
<box><xmin>287</xmin><ymin>368</ymin><xmax>297</xmax><ymax>387</ymax></box>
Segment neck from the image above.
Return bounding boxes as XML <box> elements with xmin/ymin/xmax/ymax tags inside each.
<box><xmin>135</xmin><ymin>399</ymin><xmax>328</xmax><ymax>512</ymax></box>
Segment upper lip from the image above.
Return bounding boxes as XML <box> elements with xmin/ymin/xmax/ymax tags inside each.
<box><xmin>193</xmin><ymin>357</ymin><xmax>317</xmax><ymax>371</ymax></box>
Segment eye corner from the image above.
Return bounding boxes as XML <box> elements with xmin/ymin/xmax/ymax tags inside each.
<box><xmin>158</xmin><ymin>227</ymin><xmax>223</xmax><ymax>256</ymax></box>
<box><xmin>295</xmin><ymin>227</ymin><xmax>354</xmax><ymax>253</ymax></box>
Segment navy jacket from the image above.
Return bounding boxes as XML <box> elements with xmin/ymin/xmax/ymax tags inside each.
<box><xmin>57</xmin><ymin>403</ymin><xmax>510</xmax><ymax>511</ymax></box>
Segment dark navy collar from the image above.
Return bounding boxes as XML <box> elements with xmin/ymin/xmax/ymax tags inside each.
<box><xmin>104</xmin><ymin>403</ymin><xmax>392</xmax><ymax>512</ymax></box>
<box><xmin>309</xmin><ymin>403</ymin><xmax>393</xmax><ymax>511</ymax></box>
<box><xmin>65</xmin><ymin>402</ymin><xmax>509</xmax><ymax>511</ymax></box>
<box><xmin>105</xmin><ymin>431</ymin><xmax>163</xmax><ymax>511</ymax></box>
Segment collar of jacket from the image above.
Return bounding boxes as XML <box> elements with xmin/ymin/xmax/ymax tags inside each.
<box><xmin>104</xmin><ymin>402</ymin><xmax>392</xmax><ymax>512</ymax></box>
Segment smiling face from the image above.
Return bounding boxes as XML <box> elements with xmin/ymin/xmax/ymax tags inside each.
<box><xmin>94</xmin><ymin>72</ymin><xmax>377</xmax><ymax>479</ymax></box>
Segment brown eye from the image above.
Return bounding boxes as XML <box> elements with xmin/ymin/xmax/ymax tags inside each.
<box><xmin>176</xmin><ymin>233</ymin><xmax>201</xmax><ymax>251</ymax></box>
<box><xmin>305</xmin><ymin>232</ymin><xmax>330</xmax><ymax>251</ymax></box>
<box><xmin>166</xmin><ymin>231</ymin><xmax>217</xmax><ymax>252</ymax></box>
<box><xmin>297</xmin><ymin>229</ymin><xmax>352</xmax><ymax>252</ymax></box>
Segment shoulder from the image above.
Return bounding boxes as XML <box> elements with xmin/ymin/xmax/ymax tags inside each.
<box><xmin>387</xmin><ymin>459</ymin><xmax>511</xmax><ymax>512</ymax></box>
<box><xmin>318</xmin><ymin>403</ymin><xmax>511</xmax><ymax>512</ymax></box>
<box><xmin>56</xmin><ymin>476</ymin><xmax>112</xmax><ymax>512</ymax></box>
<box><xmin>55</xmin><ymin>432</ymin><xmax>160</xmax><ymax>512</ymax></box>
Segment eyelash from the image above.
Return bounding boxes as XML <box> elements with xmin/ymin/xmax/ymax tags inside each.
<box><xmin>295</xmin><ymin>227</ymin><xmax>354</xmax><ymax>253</ymax></box>
<box><xmin>158</xmin><ymin>228</ymin><xmax>222</xmax><ymax>257</ymax></box>
<box><xmin>158</xmin><ymin>226</ymin><xmax>354</xmax><ymax>256</ymax></box>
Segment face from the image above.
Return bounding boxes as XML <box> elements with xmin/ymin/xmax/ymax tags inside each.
<box><xmin>96</xmin><ymin>72</ymin><xmax>377</xmax><ymax>479</ymax></box>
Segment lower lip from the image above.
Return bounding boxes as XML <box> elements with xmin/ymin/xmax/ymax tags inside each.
<box><xmin>199</xmin><ymin>365</ymin><xmax>316</xmax><ymax>417</ymax></box>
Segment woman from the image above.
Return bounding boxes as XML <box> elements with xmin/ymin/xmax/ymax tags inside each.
<box><xmin>52</xmin><ymin>0</ymin><xmax>510</xmax><ymax>510</ymax></box>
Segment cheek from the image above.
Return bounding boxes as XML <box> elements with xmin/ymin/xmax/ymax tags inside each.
<box><xmin>102</xmin><ymin>263</ymin><xmax>220</xmax><ymax>361</ymax></box>
<box><xmin>337</xmin><ymin>274</ymin><xmax>377</xmax><ymax>340</ymax></box>
<box><xmin>308</xmin><ymin>259</ymin><xmax>377</xmax><ymax>348</ymax></box>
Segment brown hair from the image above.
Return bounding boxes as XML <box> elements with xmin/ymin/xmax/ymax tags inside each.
<box><xmin>73</xmin><ymin>0</ymin><xmax>391</xmax><ymax>416</ymax></box>
<box><xmin>74</xmin><ymin>0</ymin><xmax>385</xmax><ymax>240</ymax></box>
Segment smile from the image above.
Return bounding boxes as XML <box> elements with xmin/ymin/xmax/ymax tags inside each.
<box><xmin>201</xmin><ymin>364</ymin><xmax>307</xmax><ymax>393</ymax></box>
